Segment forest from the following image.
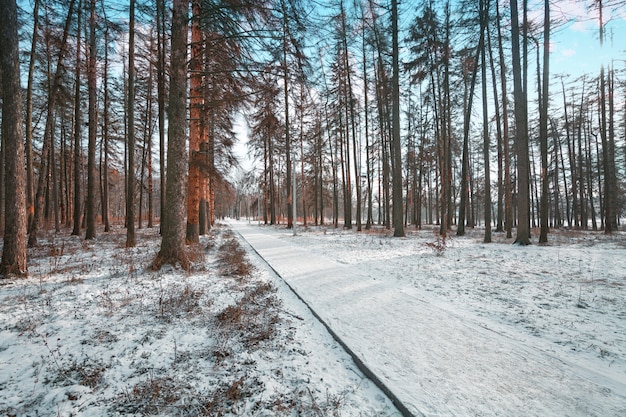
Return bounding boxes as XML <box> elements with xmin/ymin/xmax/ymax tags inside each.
<box><xmin>0</xmin><ymin>0</ymin><xmax>625</xmax><ymax>276</ymax></box>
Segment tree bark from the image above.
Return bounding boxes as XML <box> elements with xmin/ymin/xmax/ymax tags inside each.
<box><xmin>157</xmin><ymin>0</ymin><xmax>166</xmax><ymax>232</ymax></box>
<box><xmin>458</xmin><ymin>10</ymin><xmax>485</xmax><ymax>237</ymax></box>
<box><xmin>480</xmin><ymin>0</ymin><xmax>491</xmax><ymax>243</ymax></box>
<box><xmin>102</xmin><ymin>19</ymin><xmax>111</xmax><ymax>232</ymax></box>
<box><xmin>538</xmin><ymin>0</ymin><xmax>550</xmax><ymax>243</ymax></box>
<box><xmin>126</xmin><ymin>0</ymin><xmax>136</xmax><ymax>247</ymax></box>
<box><xmin>29</xmin><ymin>0</ymin><xmax>76</xmax><ymax>247</ymax></box>
<box><xmin>153</xmin><ymin>0</ymin><xmax>189</xmax><ymax>270</ymax></box>
<box><xmin>86</xmin><ymin>0</ymin><xmax>97</xmax><ymax>239</ymax></box>
<box><xmin>391</xmin><ymin>0</ymin><xmax>404</xmax><ymax>237</ymax></box>
<box><xmin>186</xmin><ymin>0</ymin><xmax>202</xmax><ymax>243</ymax></box>
<box><xmin>510</xmin><ymin>0</ymin><xmax>531</xmax><ymax>245</ymax></box>
<box><xmin>71</xmin><ymin>0</ymin><xmax>83</xmax><ymax>236</ymax></box>
<box><xmin>25</xmin><ymin>0</ymin><xmax>40</xmax><ymax>232</ymax></box>
<box><xmin>496</xmin><ymin>0</ymin><xmax>513</xmax><ymax>238</ymax></box>
<box><xmin>0</xmin><ymin>0</ymin><xmax>28</xmax><ymax>276</ymax></box>
<box><xmin>281</xmin><ymin>0</ymin><xmax>293</xmax><ymax>229</ymax></box>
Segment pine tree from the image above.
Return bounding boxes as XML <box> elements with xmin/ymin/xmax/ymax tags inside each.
<box><xmin>0</xmin><ymin>0</ymin><xmax>28</xmax><ymax>276</ymax></box>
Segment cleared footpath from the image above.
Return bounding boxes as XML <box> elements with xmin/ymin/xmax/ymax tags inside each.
<box><xmin>232</xmin><ymin>222</ymin><xmax>626</xmax><ymax>417</ymax></box>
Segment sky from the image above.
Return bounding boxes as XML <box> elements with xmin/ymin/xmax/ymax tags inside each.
<box><xmin>233</xmin><ymin>0</ymin><xmax>626</xmax><ymax>176</ymax></box>
<box><xmin>542</xmin><ymin>0</ymin><xmax>626</xmax><ymax>77</ymax></box>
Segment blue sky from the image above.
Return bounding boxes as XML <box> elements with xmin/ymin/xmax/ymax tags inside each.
<box><xmin>548</xmin><ymin>0</ymin><xmax>626</xmax><ymax>78</ymax></box>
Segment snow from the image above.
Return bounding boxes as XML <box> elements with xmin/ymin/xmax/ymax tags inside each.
<box><xmin>231</xmin><ymin>221</ymin><xmax>626</xmax><ymax>417</ymax></box>
<box><xmin>1</xmin><ymin>221</ymin><xmax>625</xmax><ymax>416</ymax></box>
<box><xmin>0</xmin><ymin>225</ymin><xmax>398</xmax><ymax>416</ymax></box>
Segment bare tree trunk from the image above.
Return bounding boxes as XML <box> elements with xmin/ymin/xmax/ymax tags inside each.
<box><xmin>480</xmin><ymin>0</ymin><xmax>491</xmax><ymax>243</ymax></box>
<box><xmin>585</xmin><ymin>116</ymin><xmax>597</xmax><ymax>230</ymax></box>
<box><xmin>51</xmin><ymin>107</ymin><xmax>60</xmax><ymax>233</ymax></box>
<box><xmin>607</xmin><ymin>64</ymin><xmax>617</xmax><ymax>229</ymax></box>
<box><xmin>71</xmin><ymin>0</ymin><xmax>83</xmax><ymax>237</ymax></box>
<box><xmin>299</xmin><ymin>85</ymin><xmax>307</xmax><ymax>226</ymax></box>
<box><xmin>538</xmin><ymin>0</ymin><xmax>550</xmax><ymax>243</ymax></box>
<box><xmin>25</xmin><ymin>0</ymin><xmax>40</xmax><ymax>231</ymax></box>
<box><xmin>458</xmin><ymin>17</ymin><xmax>484</xmax><ymax>237</ymax></box>
<box><xmin>186</xmin><ymin>0</ymin><xmax>202</xmax><ymax>243</ymax></box>
<box><xmin>391</xmin><ymin>0</ymin><xmax>404</xmax><ymax>237</ymax></box>
<box><xmin>147</xmin><ymin>103</ymin><xmax>154</xmax><ymax>229</ymax></box>
<box><xmin>281</xmin><ymin>0</ymin><xmax>293</xmax><ymax>229</ymax></box>
<box><xmin>362</xmin><ymin>22</ymin><xmax>373</xmax><ymax>229</ymax></box>
<box><xmin>496</xmin><ymin>0</ymin><xmax>512</xmax><ymax>238</ymax></box>
<box><xmin>86</xmin><ymin>0</ymin><xmax>97</xmax><ymax>239</ymax></box>
<box><xmin>102</xmin><ymin>18</ymin><xmax>111</xmax><ymax>232</ymax></box>
<box><xmin>157</xmin><ymin>0</ymin><xmax>166</xmax><ymax>231</ymax></box>
<box><xmin>510</xmin><ymin>0</ymin><xmax>531</xmax><ymax>245</ymax></box>
<box><xmin>60</xmin><ymin>124</ymin><xmax>68</xmax><ymax>227</ymax></box>
<box><xmin>0</xmin><ymin>0</ymin><xmax>28</xmax><ymax>276</ymax></box>
<box><xmin>487</xmin><ymin>15</ymin><xmax>504</xmax><ymax>233</ymax></box>
<box><xmin>561</xmin><ymin>78</ymin><xmax>576</xmax><ymax>227</ymax></box>
<box><xmin>154</xmin><ymin>0</ymin><xmax>189</xmax><ymax>270</ymax></box>
<box><xmin>126</xmin><ymin>0</ymin><xmax>136</xmax><ymax>247</ymax></box>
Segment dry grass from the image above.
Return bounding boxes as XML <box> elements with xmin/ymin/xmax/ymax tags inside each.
<box><xmin>156</xmin><ymin>283</ymin><xmax>208</xmax><ymax>323</ymax></box>
<box><xmin>217</xmin><ymin>237</ymin><xmax>254</xmax><ymax>278</ymax></box>
<box><xmin>217</xmin><ymin>281</ymin><xmax>281</xmax><ymax>348</ymax></box>
<box><xmin>117</xmin><ymin>375</ymin><xmax>186</xmax><ymax>415</ymax></box>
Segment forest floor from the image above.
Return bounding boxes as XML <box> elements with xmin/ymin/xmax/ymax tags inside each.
<box><xmin>0</xmin><ymin>224</ymin><xmax>398</xmax><ymax>416</ymax></box>
<box><xmin>0</xmin><ymin>221</ymin><xmax>625</xmax><ymax>416</ymax></box>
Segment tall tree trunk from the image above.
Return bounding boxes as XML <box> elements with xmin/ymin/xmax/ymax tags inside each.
<box><xmin>607</xmin><ymin>63</ymin><xmax>617</xmax><ymax>229</ymax></box>
<box><xmin>154</xmin><ymin>0</ymin><xmax>189</xmax><ymax>270</ymax></box>
<box><xmin>593</xmin><ymin>123</ymin><xmax>604</xmax><ymax>230</ymax></box>
<box><xmin>25</xmin><ymin>0</ymin><xmax>40</xmax><ymax>231</ymax></box>
<box><xmin>362</xmin><ymin>13</ymin><xmax>373</xmax><ymax>230</ymax></box>
<box><xmin>0</xmin><ymin>0</ymin><xmax>28</xmax><ymax>276</ymax></box>
<box><xmin>102</xmin><ymin>19</ymin><xmax>111</xmax><ymax>232</ymax></box>
<box><xmin>481</xmin><ymin>0</ymin><xmax>491</xmax><ymax>243</ymax></box>
<box><xmin>157</xmin><ymin>0</ymin><xmax>166</xmax><ymax>231</ymax></box>
<box><xmin>496</xmin><ymin>0</ymin><xmax>512</xmax><ymax>238</ymax></box>
<box><xmin>551</xmin><ymin>119</ymin><xmax>561</xmax><ymax>227</ymax></box>
<box><xmin>577</xmin><ymin>94</ymin><xmax>586</xmax><ymax>228</ymax></box>
<box><xmin>51</xmin><ymin>107</ymin><xmax>60</xmax><ymax>232</ymax></box>
<box><xmin>282</xmin><ymin>0</ymin><xmax>293</xmax><ymax>229</ymax></box>
<box><xmin>538</xmin><ymin>0</ymin><xmax>550</xmax><ymax>243</ymax></box>
<box><xmin>147</xmin><ymin>91</ymin><xmax>154</xmax><ymax>229</ymax></box>
<box><xmin>299</xmin><ymin>86</ymin><xmax>307</xmax><ymax>226</ymax></box>
<box><xmin>585</xmin><ymin>116</ymin><xmax>597</xmax><ymax>230</ymax></box>
<box><xmin>597</xmin><ymin>0</ymin><xmax>615</xmax><ymax>233</ymax></box>
<box><xmin>338</xmin><ymin>0</ymin><xmax>358</xmax><ymax>230</ymax></box>
<box><xmin>562</xmin><ymin>78</ymin><xmax>577</xmax><ymax>227</ymax></box>
<box><xmin>86</xmin><ymin>0</ymin><xmax>97</xmax><ymax>239</ymax></box>
<box><xmin>60</xmin><ymin>124</ymin><xmax>68</xmax><ymax>227</ymax></box>
<box><xmin>458</xmin><ymin>13</ymin><xmax>484</xmax><ymax>237</ymax></box>
<box><xmin>72</xmin><ymin>0</ymin><xmax>83</xmax><ymax>237</ymax></box>
<box><xmin>186</xmin><ymin>0</ymin><xmax>202</xmax><ymax>243</ymax></box>
<box><xmin>510</xmin><ymin>0</ymin><xmax>531</xmax><ymax>245</ymax></box>
<box><xmin>126</xmin><ymin>0</ymin><xmax>136</xmax><ymax>247</ymax></box>
<box><xmin>487</xmin><ymin>16</ymin><xmax>504</xmax><ymax>233</ymax></box>
<box><xmin>391</xmin><ymin>0</ymin><xmax>404</xmax><ymax>237</ymax></box>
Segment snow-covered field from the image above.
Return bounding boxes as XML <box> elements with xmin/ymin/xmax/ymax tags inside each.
<box><xmin>0</xmin><ymin>225</ymin><xmax>398</xmax><ymax>416</ymax></box>
<box><xmin>1</xmin><ymin>221</ymin><xmax>625</xmax><ymax>416</ymax></box>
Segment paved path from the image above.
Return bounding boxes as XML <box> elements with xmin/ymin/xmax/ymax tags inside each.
<box><xmin>232</xmin><ymin>222</ymin><xmax>626</xmax><ymax>417</ymax></box>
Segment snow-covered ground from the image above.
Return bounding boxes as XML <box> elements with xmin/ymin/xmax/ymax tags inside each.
<box><xmin>232</xmin><ymin>221</ymin><xmax>626</xmax><ymax>417</ymax></box>
<box><xmin>0</xmin><ymin>225</ymin><xmax>399</xmax><ymax>416</ymax></box>
<box><xmin>1</xmin><ymin>221</ymin><xmax>625</xmax><ymax>416</ymax></box>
